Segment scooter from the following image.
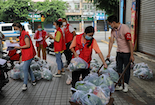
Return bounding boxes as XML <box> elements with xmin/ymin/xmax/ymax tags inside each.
<box><xmin>46</xmin><ymin>38</ymin><xmax>55</xmax><ymax>55</ymax></box>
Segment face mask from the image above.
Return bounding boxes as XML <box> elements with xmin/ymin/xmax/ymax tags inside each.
<box><xmin>38</xmin><ymin>28</ymin><xmax>42</xmax><ymax>31</ymax></box>
<box><xmin>85</xmin><ymin>35</ymin><xmax>92</xmax><ymax>40</ymax></box>
<box><xmin>63</xmin><ymin>22</ymin><xmax>66</xmax><ymax>26</ymax></box>
<box><xmin>15</xmin><ymin>30</ymin><xmax>20</xmax><ymax>34</ymax></box>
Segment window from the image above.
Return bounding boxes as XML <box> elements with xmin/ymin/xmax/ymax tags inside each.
<box><xmin>2</xmin><ymin>26</ymin><xmax>12</xmax><ymax>31</ymax></box>
<box><xmin>75</xmin><ymin>3</ymin><xmax>80</xmax><ymax>10</ymax></box>
<box><xmin>90</xmin><ymin>5</ymin><xmax>93</xmax><ymax>10</ymax></box>
<box><xmin>84</xmin><ymin>5</ymin><xmax>87</xmax><ymax>10</ymax></box>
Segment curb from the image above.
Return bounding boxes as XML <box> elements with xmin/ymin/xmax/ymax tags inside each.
<box><xmin>101</xmin><ymin>39</ymin><xmax>155</xmax><ymax>63</ymax></box>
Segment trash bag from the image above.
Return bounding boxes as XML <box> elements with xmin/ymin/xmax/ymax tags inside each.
<box><xmin>33</xmin><ymin>70</ymin><xmax>42</xmax><ymax>80</ymax></box>
<box><xmin>75</xmin><ymin>81</ymin><xmax>96</xmax><ymax>92</ymax></box>
<box><xmin>90</xmin><ymin>59</ymin><xmax>100</xmax><ymax>71</ymax></box>
<box><xmin>99</xmin><ymin>67</ymin><xmax>119</xmax><ymax>83</ymax></box>
<box><xmin>133</xmin><ymin>62</ymin><xmax>148</xmax><ymax>71</ymax></box>
<box><xmin>83</xmin><ymin>73</ymin><xmax>100</xmax><ymax>86</ymax></box>
<box><xmin>99</xmin><ymin>74</ymin><xmax>115</xmax><ymax>93</ymax></box>
<box><xmin>68</xmin><ymin>57</ymin><xmax>88</xmax><ymax>72</ymax></box>
<box><xmin>66</xmin><ymin>75</ymin><xmax>72</xmax><ymax>85</ymax></box>
<box><xmin>108</xmin><ymin>61</ymin><xmax>117</xmax><ymax>71</ymax></box>
<box><xmin>42</xmin><ymin>68</ymin><xmax>53</xmax><ymax>80</ymax></box>
<box><xmin>109</xmin><ymin>56</ymin><xmax>116</xmax><ymax>62</ymax></box>
<box><xmin>93</xmin><ymin>86</ymin><xmax>110</xmax><ymax>105</ymax></box>
<box><xmin>30</xmin><ymin>63</ymin><xmax>41</xmax><ymax>71</ymax></box>
<box><xmin>10</xmin><ymin>69</ymin><xmax>20</xmax><ymax>79</ymax></box>
<box><xmin>70</xmin><ymin>88</ymin><xmax>86</xmax><ymax>104</ymax></box>
<box><xmin>80</xmin><ymin>92</ymin><xmax>103</xmax><ymax>105</ymax></box>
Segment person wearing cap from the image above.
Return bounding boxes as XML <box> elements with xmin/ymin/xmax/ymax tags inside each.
<box><xmin>107</xmin><ymin>15</ymin><xmax>135</xmax><ymax>92</ymax></box>
<box><xmin>34</xmin><ymin>25</ymin><xmax>48</xmax><ymax>61</ymax></box>
<box><xmin>62</xmin><ymin>18</ymin><xmax>76</xmax><ymax>67</ymax></box>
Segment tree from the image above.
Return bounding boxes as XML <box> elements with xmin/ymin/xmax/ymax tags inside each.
<box><xmin>34</xmin><ymin>0</ymin><xmax>67</xmax><ymax>23</ymax></box>
<box><xmin>89</xmin><ymin>0</ymin><xmax>119</xmax><ymax>16</ymax></box>
<box><xmin>0</xmin><ymin>0</ymin><xmax>34</xmax><ymax>22</ymax></box>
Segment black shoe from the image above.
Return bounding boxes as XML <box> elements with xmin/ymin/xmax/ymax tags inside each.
<box><xmin>53</xmin><ymin>73</ymin><xmax>61</xmax><ymax>77</ymax></box>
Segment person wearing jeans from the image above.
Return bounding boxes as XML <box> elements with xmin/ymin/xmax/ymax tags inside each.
<box><xmin>13</xmin><ymin>22</ymin><xmax>36</xmax><ymax>91</ymax></box>
<box><xmin>23</xmin><ymin>58</ymin><xmax>35</xmax><ymax>85</ymax></box>
<box><xmin>48</xmin><ymin>21</ymin><xmax>66</xmax><ymax>77</ymax></box>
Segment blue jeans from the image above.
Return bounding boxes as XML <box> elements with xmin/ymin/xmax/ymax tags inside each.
<box><xmin>23</xmin><ymin>58</ymin><xmax>35</xmax><ymax>85</ymax></box>
<box><xmin>55</xmin><ymin>52</ymin><xmax>63</xmax><ymax>70</ymax></box>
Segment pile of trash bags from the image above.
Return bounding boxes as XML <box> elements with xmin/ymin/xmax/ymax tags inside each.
<box><xmin>71</xmin><ymin>73</ymin><xmax>115</xmax><ymax>105</ymax></box>
<box><xmin>10</xmin><ymin>57</ymin><xmax>53</xmax><ymax>81</ymax></box>
<box><xmin>133</xmin><ymin>62</ymin><xmax>153</xmax><ymax>79</ymax></box>
<box><xmin>68</xmin><ymin>57</ymin><xmax>88</xmax><ymax>72</ymax></box>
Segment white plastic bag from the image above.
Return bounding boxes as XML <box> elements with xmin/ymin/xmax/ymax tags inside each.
<box><xmin>10</xmin><ymin>69</ymin><xmax>20</xmax><ymax>79</ymax></box>
<box><xmin>42</xmin><ymin>68</ymin><xmax>53</xmax><ymax>80</ymax></box>
<box><xmin>68</xmin><ymin>57</ymin><xmax>88</xmax><ymax>72</ymax></box>
<box><xmin>66</xmin><ymin>75</ymin><xmax>72</xmax><ymax>85</ymax></box>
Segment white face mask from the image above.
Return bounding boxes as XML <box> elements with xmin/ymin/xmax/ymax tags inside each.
<box><xmin>63</xmin><ymin>22</ymin><xmax>66</xmax><ymax>26</ymax></box>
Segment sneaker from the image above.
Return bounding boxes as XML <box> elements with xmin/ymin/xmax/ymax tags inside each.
<box><xmin>22</xmin><ymin>84</ymin><xmax>27</xmax><ymax>91</ymax></box>
<box><xmin>32</xmin><ymin>82</ymin><xmax>36</xmax><ymax>86</ymax></box>
<box><xmin>61</xmin><ymin>71</ymin><xmax>65</xmax><ymax>75</ymax></box>
<box><xmin>115</xmin><ymin>85</ymin><xmax>123</xmax><ymax>91</ymax></box>
<box><xmin>123</xmin><ymin>83</ymin><xmax>128</xmax><ymax>92</ymax></box>
<box><xmin>53</xmin><ymin>73</ymin><xmax>61</xmax><ymax>77</ymax></box>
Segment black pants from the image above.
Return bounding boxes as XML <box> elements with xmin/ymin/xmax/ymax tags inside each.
<box><xmin>64</xmin><ymin>42</ymin><xmax>72</xmax><ymax>65</ymax></box>
<box><xmin>72</xmin><ymin>68</ymin><xmax>90</xmax><ymax>88</ymax></box>
<box><xmin>116</xmin><ymin>52</ymin><xmax>131</xmax><ymax>84</ymax></box>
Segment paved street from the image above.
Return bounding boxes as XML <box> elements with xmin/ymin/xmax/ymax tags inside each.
<box><xmin>0</xmin><ymin>32</ymin><xmax>155</xmax><ymax>105</ymax></box>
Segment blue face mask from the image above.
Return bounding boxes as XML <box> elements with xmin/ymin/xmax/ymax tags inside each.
<box><xmin>38</xmin><ymin>28</ymin><xmax>42</xmax><ymax>31</ymax></box>
<box><xmin>85</xmin><ymin>35</ymin><xmax>92</xmax><ymax>40</ymax></box>
<box><xmin>15</xmin><ymin>30</ymin><xmax>20</xmax><ymax>34</ymax></box>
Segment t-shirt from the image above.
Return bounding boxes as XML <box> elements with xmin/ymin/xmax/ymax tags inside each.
<box><xmin>69</xmin><ymin>35</ymin><xmax>101</xmax><ymax>54</ymax></box>
<box><xmin>111</xmin><ymin>24</ymin><xmax>131</xmax><ymax>53</ymax></box>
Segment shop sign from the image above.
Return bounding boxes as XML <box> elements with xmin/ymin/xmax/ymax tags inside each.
<box><xmin>28</xmin><ymin>14</ymin><xmax>41</xmax><ymax>22</ymax></box>
<box><xmin>67</xmin><ymin>16</ymin><xmax>93</xmax><ymax>21</ymax></box>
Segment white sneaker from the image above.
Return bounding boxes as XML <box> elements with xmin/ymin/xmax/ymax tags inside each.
<box><xmin>115</xmin><ymin>85</ymin><xmax>123</xmax><ymax>91</ymax></box>
<box><xmin>123</xmin><ymin>83</ymin><xmax>128</xmax><ymax>92</ymax></box>
<box><xmin>22</xmin><ymin>84</ymin><xmax>27</xmax><ymax>91</ymax></box>
<box><xmin>53</xmin><ymin>73</ymin><xmax>61</xmax><ymax>77</ymax></box>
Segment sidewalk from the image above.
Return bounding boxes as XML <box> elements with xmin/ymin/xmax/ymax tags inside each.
<box><xmin>0</xmin><ymin>39</ymin><xmax>155</xmax><ymax>105</ymax></box>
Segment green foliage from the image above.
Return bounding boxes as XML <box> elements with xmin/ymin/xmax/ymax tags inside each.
<box><xmin>0</xmin><ymin>0</ymin><xmax>34</xmax><ymax>22</ymax></box>
<box><xmin>89</xmin><ymin>0</ymin><xmax>119</xmax><ymax>16</ymax></box>
<box><xmin>34</xmin><ymin>0</ymin><xmax>67</xmax><ymax>23</ymax></box>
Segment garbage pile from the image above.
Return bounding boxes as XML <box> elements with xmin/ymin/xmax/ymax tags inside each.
<box><xmin>71</xmin><ymin>73</ymin><xmax>115</xmax><ymax>105</ymax></box>
<box><xmin>133</xmin><ymin>62</ymin><xmax>153</xmax><ymax>79</ymax></box>
<box><xmin>70</xmin><ymin>57</ymin><xmax>119</xmax><ymax>105</ymax></box>
<box><xmin>10</xmin><ymin>57</ymin><xmax>53</xmax><ymax>81</ymax></box>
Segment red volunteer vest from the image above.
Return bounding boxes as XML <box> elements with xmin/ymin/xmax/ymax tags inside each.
<box><xmin>64</xmin><ymin>24</ymin><xmax>73</xmax><ymax>43</ymax></box>
<box><xmin>20</xmin><ymin>30</ymin><xmax>36</xmax><ymax>61</ymax></box>
<box><xmin>34</xmin><ymin>30</ymin><xmax>47</xmax><ymax>48</ymax></box>
<box><xmin>74</xmin><ymin>34</ymin><xmax>94</xmax><ymax>66</ymax></box>
<box><xmin>54</xmin><ymin>28</ymin><xmax>66</xmax><ymax>52</ymax></box>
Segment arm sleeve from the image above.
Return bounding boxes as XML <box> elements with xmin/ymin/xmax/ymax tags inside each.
<box><xmin>92</xmin><ymin>39</ymin><xmax>101</xmax><ymax>53</ymax></box>
<box><xmin>24</xmin><ymin>35</ymin><xmax>30</xmax><ymax>40</ymax></box>
<box><xmin>55</xmin><ymin>31</ymin><xmax>61</xmax><ymax>42</ymax></box>
<box><xmin>123</xmin><ymin>25</ymin><xmax>131</xmax><ymax>41</ymax></box>
<box><xmin>69</xmin><ymin>37</ymin><xmax>77</xmax><ymax>49</ymax></box>
<box><xmin>69</xmin><ymin>25</ymin><xmax>75</xmax><ymax>33</ymax></box>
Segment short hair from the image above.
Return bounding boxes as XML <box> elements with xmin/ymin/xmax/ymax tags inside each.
<box><xmin>107</xmin><ymin>15</ymin><xmax>119</xmax><ymax>23</ymax></box>
<box><xmin>84</xmin><ymin>26</ymin><xmax>94</xmax><ymax>34</ymax></box>
<box><xmin>62</xmin><ymin>18</ymin><xmax>67</xmax><ymax>21</ymax></box>
<box><xmin>55</xmin><ymin>20</ymin><xmax>62</xmax><ymax>27</ymax></box>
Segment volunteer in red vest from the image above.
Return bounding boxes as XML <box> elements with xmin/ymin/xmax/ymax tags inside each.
<box><xmin>48</xmin><ymin>21</ymin><xmax>66</xmax><ymax>77</ymax></box>
<box><xmin>69</xmin><ymin>26</ymin><xmax>108</xmax><ymax>89</ymax></box>
<box><xmin>62</xmin><ymin>18</ymin><xmax>76</xmax><ymax>66</ymax></box>
<box><xmin>13</xmin><ymin>22</ymin><xmax>36</xmax><ymax>91</ymax></box>
<box><xmin>34</xmin><ymin>25</ymin><xmax>48</xmax><ymax>60</ymax></box>
<box><xmin>107</xmin><ymin>15</ymin><xmax>135</xmax><ymax>92</ymax></box>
